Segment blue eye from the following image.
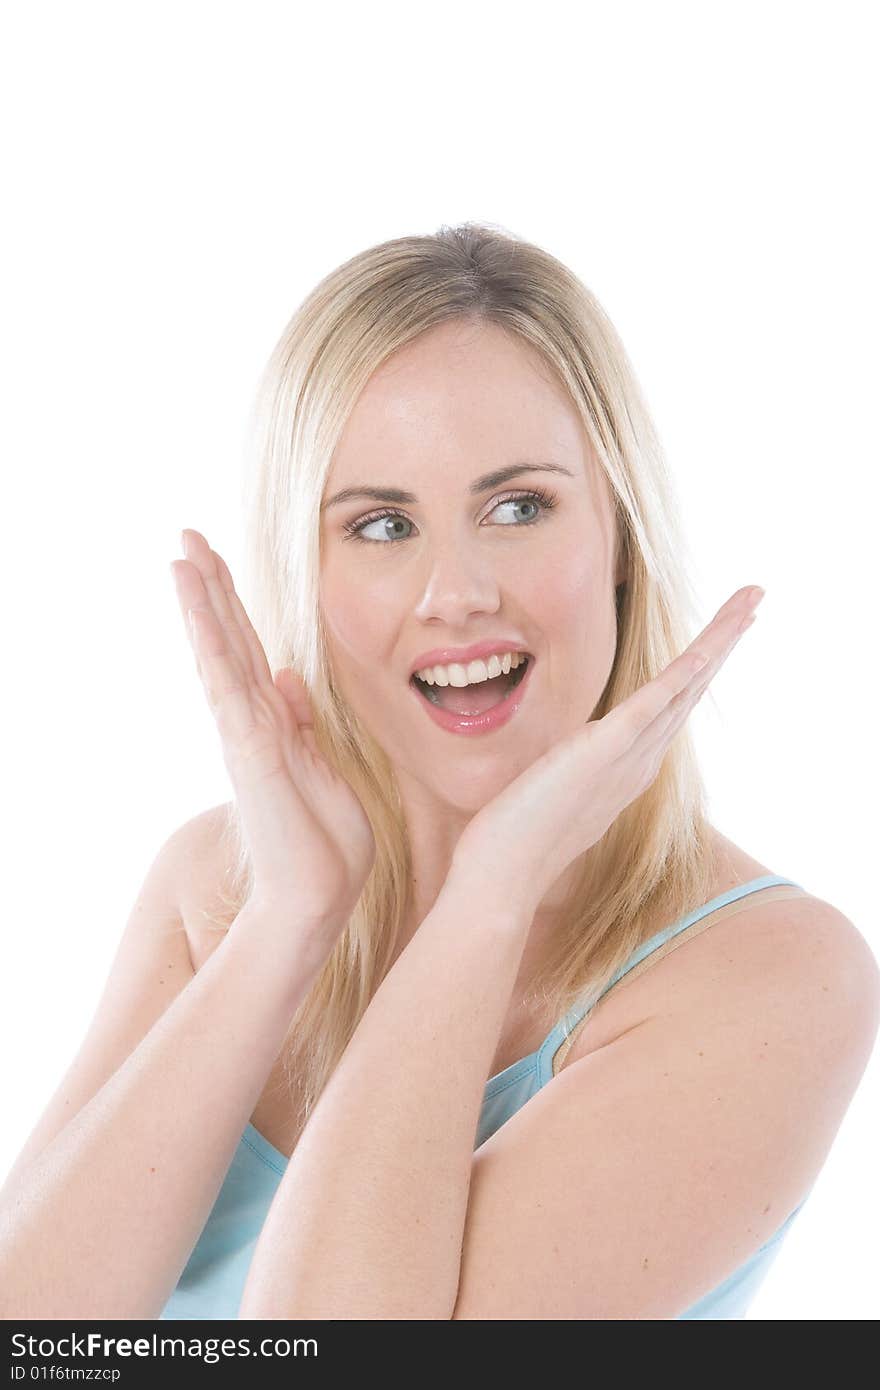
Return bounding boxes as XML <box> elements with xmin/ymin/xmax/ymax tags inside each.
<box><xmin>341</xmin><ymin>488</ymin><xmax>558</xmax><ymax>544</ymax></box>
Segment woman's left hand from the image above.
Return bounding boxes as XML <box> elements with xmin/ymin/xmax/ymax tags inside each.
<box><xmin>452</xmin><ymin>586</ymin><xmax>765</xmax><ymax>916</ymax></box>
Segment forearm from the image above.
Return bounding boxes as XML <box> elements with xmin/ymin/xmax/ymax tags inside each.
<box><xmin>0</xmin><ymin>905</ymin><xmax>327</xmax><ymax>1320</ymax></box>
<box><xmin>239</xmin><ymin>860</ymin><xmax>533</xmax><ymax>1320</ymax></box>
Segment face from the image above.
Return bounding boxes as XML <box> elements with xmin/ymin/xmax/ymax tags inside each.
<box><xmin>319</xmin><ymin>318</ymin><xmax>623</xmax><ymax>831</ymax></box>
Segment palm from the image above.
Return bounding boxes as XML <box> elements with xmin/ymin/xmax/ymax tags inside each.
<box><xmin>458</xmin><ymin>586</ymin><xmax>762</xmax><ymax>911</ymax></box>
<box><xmin>171</xmin><ymin>529</ymin><xmax>375</xmax><ymax>922</ymax></box>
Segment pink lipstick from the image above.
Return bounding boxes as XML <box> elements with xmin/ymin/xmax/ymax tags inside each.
<box><xmin>409</xmin><ymin>655</ymin><xmax>535</xmax><ymax>737</ymax></box>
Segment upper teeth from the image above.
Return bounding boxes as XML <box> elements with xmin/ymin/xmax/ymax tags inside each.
<box><xmin>414</xmin><ymin>651</ymin><xmax>528</xmax><ymax>686</ymax></box>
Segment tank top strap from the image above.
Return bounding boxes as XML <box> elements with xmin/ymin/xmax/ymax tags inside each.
<box><xmin>544</xmin><ymin>873</ymin><xmax>806</xmax><ymax>1081</ymax></box>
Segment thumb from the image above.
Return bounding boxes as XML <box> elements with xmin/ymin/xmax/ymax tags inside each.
<box><xmin>273</xmin><ymin>666</ymin><xmax>316</xmax><ymax>736</ymax></box>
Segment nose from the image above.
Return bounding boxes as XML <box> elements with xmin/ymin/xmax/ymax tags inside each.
<box><xmin>411</xmin><ymin>534</ymin><xmax>503</xmax><ymax>628</ymax></box>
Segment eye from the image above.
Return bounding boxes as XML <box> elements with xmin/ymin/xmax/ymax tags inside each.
<box><xmin>341</xmin><ymin>488</ymin><xmax>558</xmax><ymax>544</ymax></box>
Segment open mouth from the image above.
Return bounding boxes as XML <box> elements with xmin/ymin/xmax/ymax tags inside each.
<box><xmin>410</xmin><ymin>656</ymin><xmax>531</xmax><ymax>714</ymax></box>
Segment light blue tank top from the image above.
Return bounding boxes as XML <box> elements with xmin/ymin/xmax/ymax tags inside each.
<box><xmin>160</xmin><ymin>873</ymin><xmax>811</xmax><ymax>1321</ymax></box>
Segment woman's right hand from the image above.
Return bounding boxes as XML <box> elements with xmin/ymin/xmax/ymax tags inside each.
<box><xmin>170</xmin><ymin>529</ymin><xmax>376</xmax><ymax>945</ymax></box>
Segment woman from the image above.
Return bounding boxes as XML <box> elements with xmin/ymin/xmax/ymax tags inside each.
<box><xmin>2</xmin><ymin>224</ymin><xmax>876</xmax><ymax>1321</ymax></box>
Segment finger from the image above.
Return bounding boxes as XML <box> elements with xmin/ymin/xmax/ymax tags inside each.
<box><xmin>207</xmin><ymin>546</ymin><xmax>312</xmax><ymax>760</ymax></box>
<box><xmin>274</xmin><ymin>667</ymin><xmax>315</xmax><ymax>731</ymax></box>
<box><xmin>629</xmin><ymin>607</ymin><xmax>757</xmax><ymax>767</ymax></box>
<box><xmin>181</xmin><ymin>530</ymin><xmax>256</xmax><ymax>688</ymax></box>
<box><xmin>680</xmin><ymin>607</ymin><xmax>756</xmax><ymax>707</ymax></box>
<box><xmin>171</xmin><ymin>554</ymin><xmax>256</xmax><ymax>734</ymax></box>
<box><xmin>210</xmin><ymin>549</ymin><xmax>276</xmax><ymax>692</ymax></box>
<box><xmin>628</xmin><ymin>592</ymin><xmax>756</xmax><ymax>783</ymax></box>
<box><xmin>207</xmin><ymin>550</ymin><xmax>317</xmax><ymax>758</ymax></box>
<box><xmin>274</xmin><ymin>667</ymin><xmax>320</xmax><ymax>757</ymax></box>
<box><xmin>601</xmin><ymin>586</ymin><xmax>758</xmax><ymax>753</ymax></box>
<box><xmin>187</xmin><ymin>603</ymin><xmax>259</xmax><ymax>747</ymax></box>
<box><xmin>173</xmin><ymin>549</ymin><xmax>311</xmax><ymax>786</ymax></box>
<box><xmin>600</xmin><ymin>645</ymin><xmax>713</xmax><ymax>752</ymax></box>
<box><xmin>170</xmin><ymin>557</ymin><xmax>218</xmax><ymax>653</ymax></box>
<box><xmin>169</xmin><ymin>559</ymin><xmax>201</xmax><ymax>645</ymax></box>
<box><xmin>687</xmin><ymin>586</ymin><xmax>758</xmax><ymax>661</ymax></box>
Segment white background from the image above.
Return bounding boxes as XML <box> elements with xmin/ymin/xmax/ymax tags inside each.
<box><xmin>1</xmin><ymin>0</ymin><xmax>876</xmax><ymax>1320</ymax></box>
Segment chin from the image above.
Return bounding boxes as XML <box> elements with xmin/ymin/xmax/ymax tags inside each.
<box><xmin>421</xmin><ymin>757</ymin><xmax>530</xmax><ymax>814</ymax></box>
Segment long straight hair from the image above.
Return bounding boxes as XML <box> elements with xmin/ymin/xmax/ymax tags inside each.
<box><xmin>208</xmin><ymin>222</ymin><xmax>718</xmax><ymax>1134</ymax></box>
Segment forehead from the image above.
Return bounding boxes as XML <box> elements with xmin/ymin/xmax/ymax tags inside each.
<box><xmin>330</xmin><ymin>319</ymin><xmax>593</xmax><ymax>487</ymax></box>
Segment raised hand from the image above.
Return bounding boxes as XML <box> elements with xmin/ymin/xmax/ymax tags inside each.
<box><xmin>453</xmin><ymin>586</ymin><xmax>766</xmax><ymax>917</ymax></box>
<box><xmin>170</xmin><ymin>529</ymin><xmax>375</xmax><ymax>941</ymax></box>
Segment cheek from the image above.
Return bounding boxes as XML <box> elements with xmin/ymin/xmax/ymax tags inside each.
<box><xmin>536</xmin><ymin>555</ymin><xmax>617</xmax><ymax>710</ymax></box>
<box><xmin>319</xmin><ymin>562</ymin><xmax>393</xmax><ymax>677</ymax></box>
<box><xmin>535</xmin><ymin>551</ymin><xmax>606</xmax><ymax>631</ymax></box>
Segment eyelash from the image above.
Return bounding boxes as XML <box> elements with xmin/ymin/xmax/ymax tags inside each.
<box><xmin>341</xmin><ymin>488</ymin><xmax>559</xmax><ymax>544</ymax></box>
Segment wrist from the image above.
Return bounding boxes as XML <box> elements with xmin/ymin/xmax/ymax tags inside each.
<box><xmin>229</xmin><ymin>896</ymin><xmax>348</xmax><ymax>979</ymax></box>
<box><xmin>447</xmin><ymin>843</ymin><xmax>537</xmax><ymax>933</ymax></box>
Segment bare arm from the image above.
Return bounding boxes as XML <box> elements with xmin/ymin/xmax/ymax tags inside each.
<box><xmin>0</xmin><ymin>523</ymin><xmax>374</xmax><ymax>1321</ymax></box>
<box><xmin>0</xmin><ymin>902</ymin><xmax>326</xmax><ymax>1320</ymax></box>
<box><xmin>239</xmin><ymin>863</ymin><xmax>530</xmax><ymax>1320</ymax></box>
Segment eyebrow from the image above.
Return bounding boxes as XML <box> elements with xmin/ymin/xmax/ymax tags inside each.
<box><xmin>321</xmin><ymin>461</ymin><xmax>576</xmax><ymax>511</ymax></box>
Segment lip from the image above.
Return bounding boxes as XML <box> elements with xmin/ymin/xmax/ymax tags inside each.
<box><xmin>408</xmin><ymin>638</ymin><xmax>532</xmax><ymax>679</ymax></box>
<box><xmin>409</xmin><ymin>654</ymin><xmax>536</xmax><ymax>737</ymax></box>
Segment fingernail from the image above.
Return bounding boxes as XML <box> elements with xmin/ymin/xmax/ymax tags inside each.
<box><xmin>180</xmin><ymin>530</ymin><xmax>189</xmax><ymax>555</ymax></box>
<box><xmin>750</xmin><ymin>586</ymin><xmax>765</xmax><ymax>605</ymax></box>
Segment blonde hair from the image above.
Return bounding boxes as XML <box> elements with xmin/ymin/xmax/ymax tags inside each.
<box><xmin>210</xmin><ymin>220</ymin><xmax>719</xmax><ymax>1134</ymax></box>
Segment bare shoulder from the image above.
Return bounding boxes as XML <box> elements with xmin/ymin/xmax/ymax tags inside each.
<box><xmin>685</xmin><ymin>827</ymin><xmax>880</xmax><ymax>1062</ymax></box>
<box><xmin>710</xmin><ymin>824</ymin><xmax>876</xmax><ymax>965</ymax></box>
<box><xmin>725</xmin><ymin>887</ymin><xmax>880</xmax><ymax>1057</ymax></box>
<box><xmin>571</xmin><ymin>824</ymin><xmax>880</xmax><ymax>1071</ymax></box>
<box><xmin>169</xmin><ymin>800</ymin><xmax>241</xmax><ymax>971</ymax></box>
<box><xmin>458</xmin><ymin>854</ymin><xmax>879</xmax><ymax>1318</ymax></box>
